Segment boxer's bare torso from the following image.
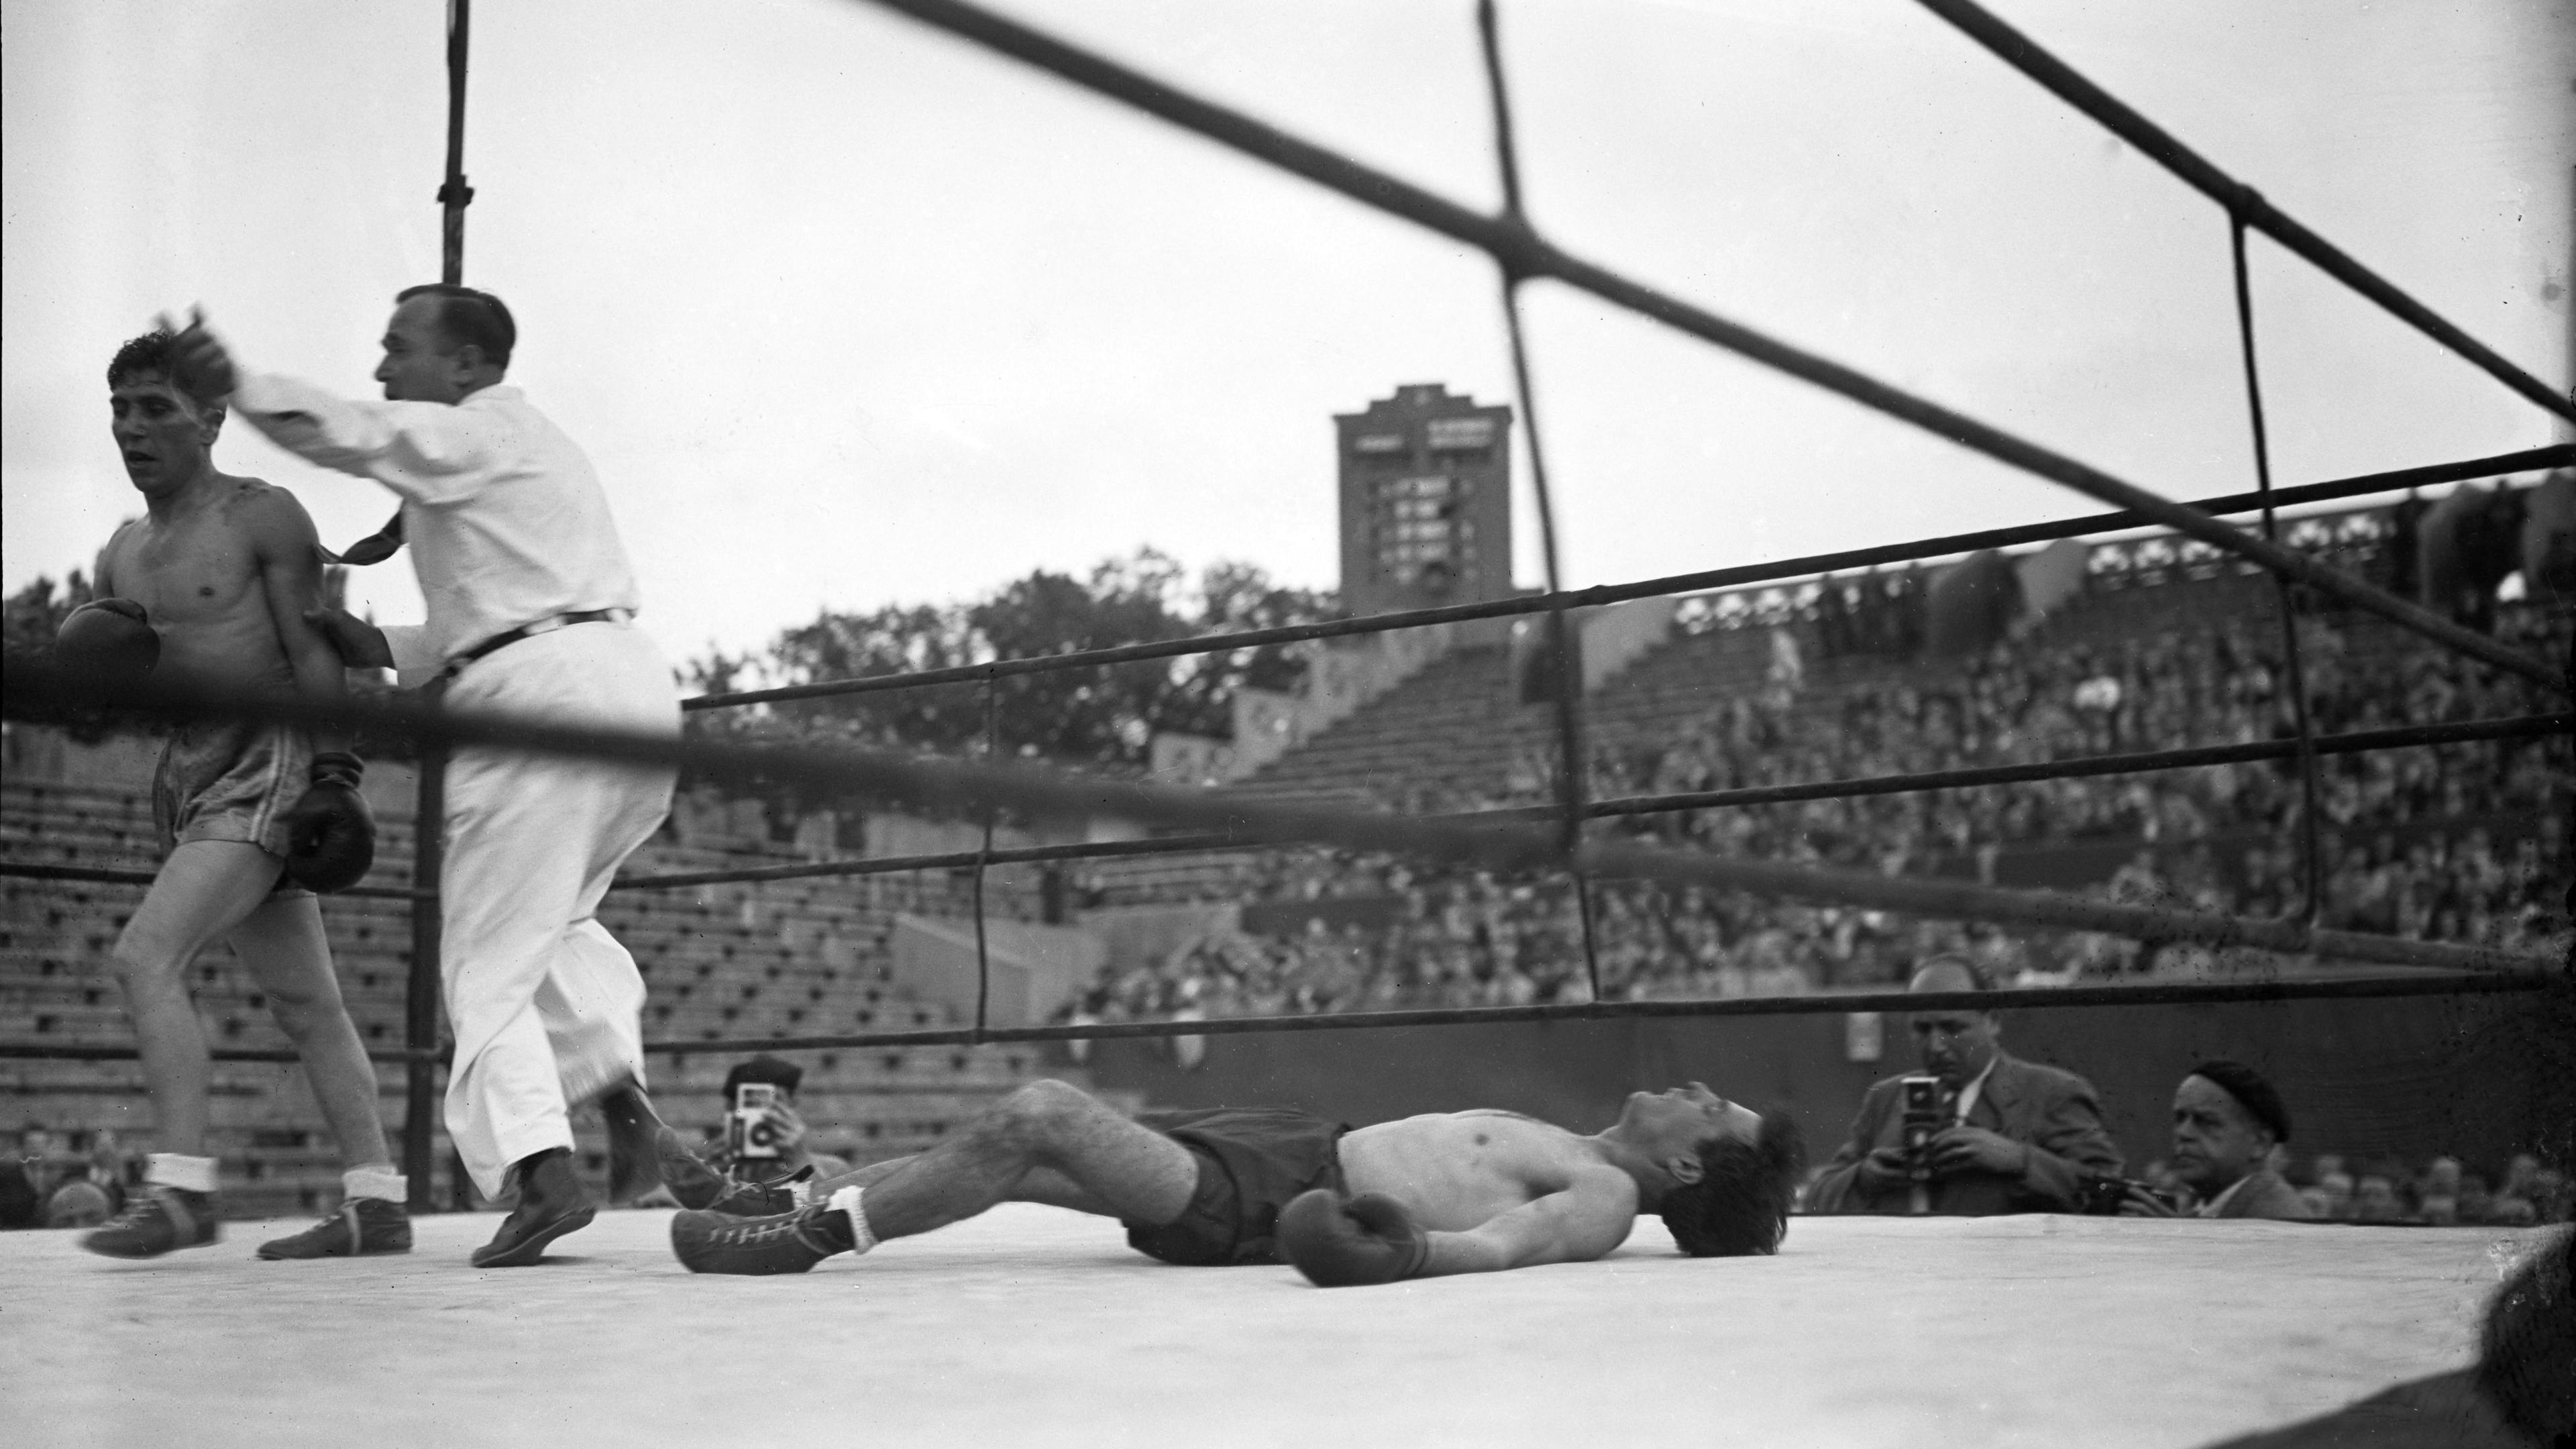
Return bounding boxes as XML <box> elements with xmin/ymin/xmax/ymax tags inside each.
<box><xmin>1339</xmin><ymin>1110</ymin><xmax>1640</xmax><ymax>1234</ymax></box>
<box><xmin>97</xmin><ymin>372</ymin><xmax>333</xmax><ymax>698</ymax></box>
<box><xmin>99</xmin><ymin>478</ymin><xmax>314</xmax><ymax>692</ymax></box>
<box><xmin>1331</xmin><ymin>1087</ymin><xmax>1764</xmax><ymax>1270</ymax></box>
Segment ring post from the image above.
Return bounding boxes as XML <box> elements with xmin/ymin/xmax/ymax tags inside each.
<box><xmin>403</xmin><ymin>744</ymin><xmax>445</xmax><ymax>1212</ymax></box>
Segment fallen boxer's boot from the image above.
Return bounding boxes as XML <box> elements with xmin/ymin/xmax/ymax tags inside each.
<box><xmin>669</xmin><ymin>1201</ymin><xmax>851</xmax><ymax>1275</ymax></box>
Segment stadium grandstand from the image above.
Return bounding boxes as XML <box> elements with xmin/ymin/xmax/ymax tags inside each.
<box><xmin>9</xmin><ymin>485</ymin><xmax>2560</xmax><ymax>1224</ymax></box>
<box><xmin>1072</xmin><ymin>492</ymin><xmax>2567</xmax><ymax>1003</ymax></box>
<box><xmin>6</xmin><ymin>1</ymin><xmax>2570</xmax><ymax>1444</ymax></box>
<box><xmin>0</xmin><ymin>740</ymin><xmax>1100</xmax><ymax>1215</ymax></box>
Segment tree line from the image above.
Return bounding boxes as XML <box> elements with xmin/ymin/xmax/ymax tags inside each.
<box><xmin>688</xmin><ymin>548</ymin><xmax>1336</xmax><ymax>769</ymax></box>
<box><xmin>7</xmin><ymin>549</ymin><xmax>1336</xmax><ymax>774</ymax></box>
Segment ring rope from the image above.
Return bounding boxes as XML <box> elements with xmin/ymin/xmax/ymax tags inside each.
<box><xmin>2226</xmin><ymin>215</ymin><xmax>2328</xmax><ymax>922</ymax></box>
<box><xmin>969</xmin><ymin>670</ymin><xmax>998</xmax><ymax>1040</ymax></box>
<box><xmin>4</xmin><ymin>5</ymin><xmax>2561</xmax><ymax>1161</ymax></box>
<box><xmin>1479</xmin><ymin>2</ymin><xmax>1602</xmax><ymax>1000</ymax></box>
<box><xmin>849</xmin><ymin>0</ymin><xmax>2567</xmax><ymax>696</ymax></box>
<box><xmin>1913</xmin><ymin>0</ymin><xmax>2573</xmax><ymax>423</ymax></box>
<box><xmin>684</xmin><ymin>445</ymin><xmax>2571</xmax><ymax>714</ymax></box>
<box><xmin>0</xmin><ymin>967</ymin><xmax>2553</xmax><ymax>1065</ymax></box>
<box><xmin>3</xmin><ymin>666</ymin><xmax>2553</xmax><ymax>979</ymax></box>
<box><xmin>5</xmin><ymin>712</ymin><xmax>2557</xmax><ymax>910</ymax></box>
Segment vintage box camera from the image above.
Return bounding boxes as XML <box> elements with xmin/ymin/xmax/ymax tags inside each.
<box><xmin>2076</xmin><ymin>1174</ymin><xmax>2178</xmax><ymax>1216</ymax></box>
<box><xmin>1898</xmin><ymin>1074</ymin><xmax>1944</xmax><ymax>1184</ymax></box>
<box><xmin>729</xmin><ymin>1081</ymin><xmax>784</xmax><ymax>1161</ymax></box>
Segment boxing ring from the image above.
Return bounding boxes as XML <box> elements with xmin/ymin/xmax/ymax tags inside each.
<box><xmin>3</xmin><ymin>1208</ymin><xmax>2559</xmax><ymax>1449</ymax></box>
<box><xmin>2</xmin><ymin>1</ymin><xmax>2570</xmax><ymax>1446</ymax></box>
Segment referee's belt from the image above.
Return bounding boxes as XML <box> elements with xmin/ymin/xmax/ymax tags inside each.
<box><xmin>443</xmin><ymin>608</ymin><xmax>633</xmax><ymax>676</ymax></box>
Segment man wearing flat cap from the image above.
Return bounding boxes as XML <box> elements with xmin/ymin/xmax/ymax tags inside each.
<box><xmin>2122</xmin><ymin>1059</ymin><xmax>2309</xmax><ymax>1220</ymax></box>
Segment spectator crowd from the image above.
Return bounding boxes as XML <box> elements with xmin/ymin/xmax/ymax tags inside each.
<box><xmin>1787</xmin><ymin>965</ymin><xmax>2575</xmax><ymax>1226</ymax></box>
<box><xmin>1059</xmin><ymin>597</ymin><xmax>2568</xmax><ymax>1025</ymax></box>
<box><xmin>2141</xmin><ymin>1148</ymin><xmax>2571</xmax><ymax>1228</ymax></box>
<box><xmin>1</xmin><ymin>1122</ymin><xmax>136</xmax><ymax>1230</ymax></box>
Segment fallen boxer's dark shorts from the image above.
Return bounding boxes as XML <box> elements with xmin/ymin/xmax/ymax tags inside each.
<box><xmin>1123</xmin><ymin>1106</ymin><xmax>1350</xmax><ymax>1267</ymax></box>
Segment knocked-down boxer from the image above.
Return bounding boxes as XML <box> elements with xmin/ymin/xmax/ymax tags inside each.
<box><xmin>665</xmin><ymin>1079</ymin><xmax>1803</xmax><ymax>1284</ymax></box>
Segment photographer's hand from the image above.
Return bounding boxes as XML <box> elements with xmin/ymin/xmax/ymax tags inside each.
<box><xmin>2116</xmin><ymin>1184</ymin><xmax>2184</xmax><ymax>1218</ymax></box>
<box><xmin>1928</xmin><ymin>1125</ymin><xmax>2029</xmax><ymax>1179</ymax></box>
<box><xmin>768</xmin><ymin>1102</ymin><xmax>809</xmax><ymax>1148</ymax></box>
<box><xmin>1854</xmin><ymin>1146</ymin><xmax>1913</xmax><ymax>1195</ymax></box>
<box><xmin>766</xmin><ymin>1102</ymin><xmax>812</xmax><ymax>1168</ymax></box>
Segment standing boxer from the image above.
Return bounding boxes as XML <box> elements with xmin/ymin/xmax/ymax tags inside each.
<box><xmin>70</xmin><ymin>330</ymin><xmax>409</xmax><ymax>1260</ymax></box>
<box><xmin>162</xmin><ymin>289</ymin><xmax>680</xmax><ymax>1267</ymax></box>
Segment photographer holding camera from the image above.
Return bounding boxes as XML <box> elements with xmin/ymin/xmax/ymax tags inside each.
<box><xmin>684</xmin><ymin>1057</ymin><xmax>850</xmax><ymax>1189</ymax></box>
<box><xmin>1807</xmin><ymin>957</ymin><xmax>2123</xmax><ymax>1215</ymax></box>
<box><xmin>2116</xmin><ymin>1061</ymin><xmax>2309</xmax><ymax>1220</ymax></box>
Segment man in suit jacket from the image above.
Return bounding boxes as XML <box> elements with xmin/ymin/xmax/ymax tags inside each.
<box><xmin>2120</xmin><ymin>1059</ymin><xmax>2310</xmax><ymax>1220</ymax></box>
<box><xmin>1806</xmin><ymin>957</ymin><xmax>2123</xmax><ymax>1214</ymax></box>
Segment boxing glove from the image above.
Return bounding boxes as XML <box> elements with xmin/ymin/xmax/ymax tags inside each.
<box><xmin>54</xmin><ymin>598</ymin><xmax>159</xmax><ymax>678</ymax></box>
<box><xmin>1279</xmin><ymin>1189</ymin><xmax>1431</xmax><ymax>1287</ymax></box>
<box><xmin>282</xmin><ymin>751</ymin><xmax>375</xmax><ymax>892</ymax></box>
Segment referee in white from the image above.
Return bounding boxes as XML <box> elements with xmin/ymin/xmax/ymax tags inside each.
<box><xmin>168</xmin><ymin>290</ymin><xmax>678</xmax><ymax>1267</ymax></box>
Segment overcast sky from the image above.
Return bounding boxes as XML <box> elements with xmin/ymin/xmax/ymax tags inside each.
<box><xmin>5</xmin><ymin>0</ymin><xmax>2568</xmax><ymax>669</ymax></box>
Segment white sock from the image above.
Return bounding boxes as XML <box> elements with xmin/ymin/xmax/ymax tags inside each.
<box><xmin>146</xmin><ymin>1152</ymin><xmax>218</xmax><ymax>1194</ymax></box>
<box><xmin>826</xmin><ymin>1185</ymin><xmax>879</xmax><ymax>1255</ymax></box>
<box><xmin>343</xmin><ymin>1166</ymin><xmax>407</xmax><ymax>1204</ymax></box>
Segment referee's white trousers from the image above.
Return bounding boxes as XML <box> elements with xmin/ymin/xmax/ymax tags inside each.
<box><xmin>437</xmin><ymin>621</ymin><xmax>678</xmax><ymax>1199</ymax></box>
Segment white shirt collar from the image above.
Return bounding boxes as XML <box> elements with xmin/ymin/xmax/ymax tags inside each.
<box><xmin>2196</xmin><ymin>1173</ymin><xmax>2253</xmax><ymax>1218</ymax></box>
<box><xmin>1953</xmin><ymin>1055</ymin><xmax>2000</xmax><ymax>1124</ymax></box>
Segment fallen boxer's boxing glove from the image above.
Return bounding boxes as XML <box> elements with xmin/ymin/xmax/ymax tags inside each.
<box><xmin>282</xmin><ymin>751</ymin><xmax>374</xmax><ymax>893</ymax></box>
<box><xmin>1279</xmin><ymin>1188</ymin><xmax>1431</xmax><ymax>1287</ymax></box>
<box><xmin>54</xmin><ymin>598</ymin><xmax>159</xmax><ymax>678</ymax></box>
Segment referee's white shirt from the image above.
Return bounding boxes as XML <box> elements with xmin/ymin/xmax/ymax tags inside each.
<box><xmin>231</xmin><ymin>374</ymin><xmax>644</xmax><ymax>663</ymax></box>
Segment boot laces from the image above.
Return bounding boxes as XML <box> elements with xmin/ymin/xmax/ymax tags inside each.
<box><xmin>714</xmin><ymin>1207</ymin><xmax>828</xmax><ymax>1250</ymax></box>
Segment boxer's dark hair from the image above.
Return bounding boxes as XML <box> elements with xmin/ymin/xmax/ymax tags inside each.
<box><xmin>107</xmin><ymin>331</ymin><xmax>226</xmax><ymax>417</ymax></box>
<box><xmin>396</xmin><ymin>284</ymin><xmax>516</xmax><ymax>368</ymax></box>
<box><xmin>1660</xmin><ymin>1107</ymin><xmax>1806</xmax><ymax>1257</ymax></box>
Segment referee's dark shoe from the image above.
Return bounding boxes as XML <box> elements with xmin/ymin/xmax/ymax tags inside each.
<box><xmin>471</xmin><ymin>1148</ymin><xmax>595</xmax><ymax>1268</ymax></box>
<box><xmin>597</xmin><ymin>1077</ymin><xmax>669</xmax><ymax>1205</ymax></box>
<box><xmin>655</xmin><ymin>1126</ymin><xmax>804</xmax><ymax>1217</ymax></box>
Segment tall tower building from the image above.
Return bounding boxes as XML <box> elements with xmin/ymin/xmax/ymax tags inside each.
<box><xmin>1334</xmin><ymin>383</ymin><xmax>1514</xmax><ymax>617</ymax></box>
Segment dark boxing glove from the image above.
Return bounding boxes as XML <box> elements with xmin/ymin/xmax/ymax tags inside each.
<box><xmin>1278</xmin><ymin>1189</ymin><xmax>1431</xmax><ymax>1288</ymax></box>
<box><xmin>282</xmin><ymin>751</ymin><xmax>374</xmax><ymax>893</ymax></box>
<box><xmin>54</xmin><ymin>598</ymin><xmax>159</xmax><ymax>678</ymax></box>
